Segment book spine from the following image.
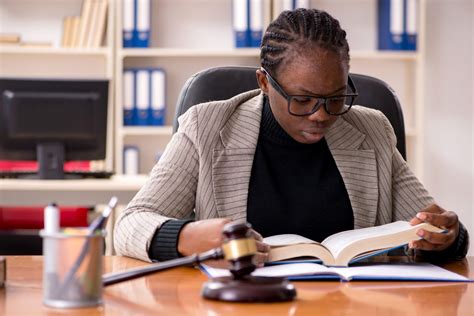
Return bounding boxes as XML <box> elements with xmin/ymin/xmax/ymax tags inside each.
<box><xmin>134</xmin><ymin>0</ymin><xmax>151</xmax><ymax>47</ymax></box>
<box><xmin>294</xmin><ymin>0</ymin><xmax>309</xmax><ymax>9</ymax></box>
<box><xmin>233</xmin><ymin>0</ymin><xmax>249</xmax><ymax>47</ymax></box>
<box><xmin>249</xmin><ymin>0</ymin><xmax>264</xmax><ymax>47</ymax></box>
<box><xmin>149</xmin><ymin>68</ymin><xmax>166</xmax><ymax>126</ymax></box>
<box><xmin>135</xmin><ymin>69</ymin><xmax>150</xmax><ymax>126</ymax></box>
<box><xmin>123</xmin><ymin>69</ymin><xmax>135</xmax><ymax>126</ymax></box>
<box><xmin>123</xmin><ymin>0</ymin><xmax>135</xmax><ymax>47</ymax></box>
<box><xmin>0</xmin><ymin>160</ymin><xmax>91</xmax><ymax>172</ymax></box>
<box><xmin>0</xmin><ymin>207</ymin><xmax>89</xmax><ymax>230</ymax></box>
<box><xmin>92</xmin><ymin>0</ymin><xmax>109</xmax><ymax>47</ymax></box>
<box><xmin>404</xmin><ymin>0</ymin><xmax>417</xmax><ymax>50</ymax></box>
<box><xmin>123</xmin><ymin>146</ymin><xmax>139</xmax><ymax>175</ymax></box>
<box><xmin>85</xmin><ymin>0</ymin><xmax>100</xmax><ymax>47</ymax></box>
<box><xmin>378</xmin><ymin>0</ymin><xmax>404</xmax><ymax>50</ymax></box>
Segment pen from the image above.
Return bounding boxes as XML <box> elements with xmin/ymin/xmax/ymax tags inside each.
<box><xmin>88</xmin><ymin>196</ymin><xmax>118</xmax><ymax>233</ymax></box>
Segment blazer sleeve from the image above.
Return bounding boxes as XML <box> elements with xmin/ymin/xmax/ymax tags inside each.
<box><xmin>378</xmin><ymin>111</ymin><xmax>435</xmax><ymax>221</ymax></box>
<box><xmin>114</xmin><ymin>107</ymin><xmax>200</xmax><ymax>261</ymax></box>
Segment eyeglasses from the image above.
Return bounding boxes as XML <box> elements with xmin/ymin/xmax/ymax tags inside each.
<box><xmin>262</xmin><ymin>68</ymin><xmax>359</xmax><ymax>116</ymax></box>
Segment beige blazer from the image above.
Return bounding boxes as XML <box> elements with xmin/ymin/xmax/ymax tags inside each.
<box><xmin>114</xmin><ymin>89</ymin><xmax>434</xmax><ymax>261</ymax></box>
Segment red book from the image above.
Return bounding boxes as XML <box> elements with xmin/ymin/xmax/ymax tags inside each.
<box><xmin>0</xmin><ymin>160</ymin><xmax>91</xmax><ymax>172</ymax></box>
<box><xmin>0</xmin><ymin>206</ymin><xmax>89</xmax><ymax>229</ymax></box>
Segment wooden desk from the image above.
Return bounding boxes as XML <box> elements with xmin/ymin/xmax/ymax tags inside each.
<box><xmin>1</xmin><ymin>256</ymin><xmax>473</xmax><ymax>315</ymax></box>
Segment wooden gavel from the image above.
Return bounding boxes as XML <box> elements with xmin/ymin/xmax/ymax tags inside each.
<box><xmin>103</xmin><ymin>222</ymin><xmax>296</xmax><ymax>302</ymax></box>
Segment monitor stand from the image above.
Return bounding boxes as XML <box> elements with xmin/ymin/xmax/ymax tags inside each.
<box><xmin>37</xmin><ymin>142</ymin><xmax>65</xmax><ymax>179</ymax></box>
<box><xmin>17</xmin><ymin>143</ymin><xmax>80</xmax><ymax>179</ymax></box>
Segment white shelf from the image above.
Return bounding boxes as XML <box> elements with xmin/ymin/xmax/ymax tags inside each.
<box><xmin>351</xmin><ymin>51</ymin><xmax>419</xmax><ymax>61</ymax></box>
<box><xmin>120</xmin><ymin>48</ymin><xmax>261</xmax><ymax>58</ymax></box>
<box><xmin>119</xmin><ymin>48</ymin><xmax>418</xmax><ymax>61</ymax></box>
<box><xmin>0</xmin><ymin>175</ymin><xmax>148</xmax><ymax>192</ymax></box>
<box><xmin>0</xmin><ymin>175</ymin><xmax>148</xmax><ymax>205</ymax></box>
<box><xmin>0</xmin><ymin>46</ymin><xmax>111</xmax><ymax>56</ymax></box>
<box><xmin>121</xmin><ymin>126</ymin><xmax>173</xmax><ymax>136</ymax></box>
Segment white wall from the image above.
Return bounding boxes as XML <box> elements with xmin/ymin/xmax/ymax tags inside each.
<box><xmin>423</xmin><ymin>0</ymin><xmax>473</xmax><ymax>254</ymax></box>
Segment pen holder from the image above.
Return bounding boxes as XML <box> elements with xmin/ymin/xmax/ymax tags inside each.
<box><xmin>40</xmin><ymin>228</ymin><xmax>105</xmax><ymax>308</ymax></box>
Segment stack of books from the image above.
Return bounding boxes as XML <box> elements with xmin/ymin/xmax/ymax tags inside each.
<box><xmin>61</xmin><ymin>0</ymin><xmax>109</xmax><ymax>48</ymax></box>
<box><xmin>0</xmin><ymin>33</ymin><xmax>21</xmax><ymax>46</ymax></box>
<box><xmin>0</xmin><ymin>33</ymin><xmax>52</xmax><ymax>48</ymax></box>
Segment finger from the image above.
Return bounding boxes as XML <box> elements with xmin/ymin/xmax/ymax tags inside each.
<box><xmin>410</xmin><ymin>204</ymin><xmax>443</xmax><ymax>226</ymax></box>
<box><xmin>253</xmin><ymin>252</ymin><xmax>268</xmax><ymax>268</ymax></box>
<box><xmin>255</xmin><ymin>240</ymin><xmax>270</xmax><ymax>253</ymax></box>
<box><xmin>416</xmin><ymin>229</ymin><xmax>453</xmax><ymax>245</ymax></box>
<box><xmin>250</xmin><ymin>229</ymin><xmax>263</xmax><ymax>241</ymax></box>
<box><xmin>409</xmin><ymin>239</ymin><xmax>441</xmax><ymax>251</ymax></box>
<box><xmin>416</xmin><ymin>211</ymin><xmax>458</xmax><ymax>228</ymax></box>
<box><xmin>420</xmin><ymin>204</ymin><xmax>444</xmax><ymax>215</ymax></box>
<box><xmin>409</xmin><ymin>216</ymin><xmax>423</xmax><ymax>226</ymax></box>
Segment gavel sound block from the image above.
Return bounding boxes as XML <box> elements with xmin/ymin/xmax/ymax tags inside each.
<box><xmin>201</xmin><ymin>222</ymin><xmax>296</xmax><ymax>302</ymax></box>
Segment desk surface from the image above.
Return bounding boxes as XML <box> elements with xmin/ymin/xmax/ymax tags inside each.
<box><xmin>1</xmin><ymin>256</ymin><xmax>473</xmax><ymax>316</ymax></box>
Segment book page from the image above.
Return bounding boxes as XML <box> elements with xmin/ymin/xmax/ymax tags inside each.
<box><xmin>200</xmin><ymin>263</ymin><xmax>335</xmax><ymax>279</ymax></box>
<box><xmin>264</xmin><ymin>234</ymin><xmax>318</xmax><ymax>246</ymax></box>
<box><xmin>322</xmin><ymin>221</ymin><xmax>415</xmax><ymax>258</ymax></box>
<box><xmin>331</xmin><ymin>263</ymin><xmax>469</xmax><ymax>282</ymax></box>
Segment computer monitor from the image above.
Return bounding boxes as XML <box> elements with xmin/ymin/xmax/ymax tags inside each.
<box><xmin>0</xmin><ymin>78</ymin><xmax>109</xmax><ymax>179</ymax></box>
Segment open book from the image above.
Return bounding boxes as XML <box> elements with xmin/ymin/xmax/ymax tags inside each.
<box><xmin>264</xmin><ymin>221</ymin><xmax>444</xmax><ymax>267</ymax></box>
<box><xmin>201</xmin><ymin>262</ymin><xmax>470</xmax><ymax>282</ymax></box>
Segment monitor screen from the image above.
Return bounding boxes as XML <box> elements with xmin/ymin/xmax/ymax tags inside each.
<box><xmin>0</xmin><ymin>78</ymin><xmax>109</xmax><ymax>179</ymax></box>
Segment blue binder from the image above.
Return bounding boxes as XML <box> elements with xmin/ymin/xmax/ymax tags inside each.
<box><xmin>293</xmin><ymin>0</ymin><xmax>310</xmax><ymax>9</ymax></box>
<box><xmin>249</xmin><ymin>0</ymin><xmax>263</xmax><ymax>47</ymax></box>
<box><xmin>135</xmin><ymin>69</ymin><xmax>150</xmax><ymax>126</ymax></box>
<box><xmin>403</xmin><ymin>0</ymin><xmax>417</xmax><ymax>50</ymax></box>
<box><xmin>233</xmin><ymin>0</ymin><xmax>249</xmax><ymax>47</ymax></box>
<box><xmin>123</xmin><ymin>69</ymin><xmax>135</xmax><ymax>126</ymax></box>
<box><xmin>134</xmin><ymin>0</ymin><xmax>151</xmax><ymax>47</ymax></box>
<box><xmin>149</xmin><ymin>68</ymin><xmax>166</xmax><ymax>126</ymax></box>
<box><xmin>378</xmin><ymin>0</ymin><xmax>404</xmax><ymax>50</ymax></box>
<box><xmin>123</xmin><ymin>145</ymin><xmax>140</xmax><ymax>175</ymax></box>
<box><xmin>123</xmin><ymin>0</ymin><xmax>135</xmax><ymax>47</ymax></box>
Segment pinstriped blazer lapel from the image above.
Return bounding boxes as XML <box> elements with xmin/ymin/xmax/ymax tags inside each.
<box><xmin>326</xmin><ymin>118</ymin><xmax>378</xmax><ymax>229</ymax></box>
<box><xmin>212</xmin><ymin>93</ymin><xmax>263</xmax><ymax>221</ymax></box>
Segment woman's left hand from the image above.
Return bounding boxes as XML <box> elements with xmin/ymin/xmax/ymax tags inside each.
<box><xmin>409</xmin><ymin>204</ymin><xmax>459</xmax><ymax>251</ymax></box>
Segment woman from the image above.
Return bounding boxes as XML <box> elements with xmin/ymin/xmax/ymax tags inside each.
<box><xmin>114</xmin><ymin>9</ymin><xmax>468</xmax><ymax>264</ymax></box>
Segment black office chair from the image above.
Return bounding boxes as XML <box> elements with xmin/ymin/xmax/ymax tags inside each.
<box><xmin>173</xmin><ymin>66</ymin><xmax>406</xmax><ymax>159</ymax></box>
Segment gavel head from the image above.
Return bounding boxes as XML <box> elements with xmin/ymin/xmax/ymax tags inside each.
<box><xmin>221</xmin><ymin>222</ymin><xmax>257</xmax><ymax>279</ymax></box>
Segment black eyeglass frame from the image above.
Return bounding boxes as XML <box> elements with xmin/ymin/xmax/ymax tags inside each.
<box><xmin>262</xmin><ymin>68</ymin><xmax>359</xmax><ymax>116</ymax></box>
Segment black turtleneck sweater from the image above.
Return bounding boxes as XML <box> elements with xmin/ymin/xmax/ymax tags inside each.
<box><xmin>246</xmin><ymin>99</ymin><xmax>354</xmax><ymax>241</ymax></box>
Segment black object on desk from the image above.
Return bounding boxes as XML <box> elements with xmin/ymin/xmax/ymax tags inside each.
<box><xmin>0</xmin><ymin>78</ymin><xmax>109</xmax><ymax>179</ymax></box>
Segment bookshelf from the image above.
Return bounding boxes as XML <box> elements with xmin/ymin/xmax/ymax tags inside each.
<box><xmin>114</xmin><ymin>0</ymin><xmax>426</xmax><ymax>179</ymax></box>
<box><xmin>0</xmin><ymin>0</ymin><xmax>426</xmax><ymax>180</ymax></box>
<box><xmin>0</xmin><ymin>0</ymin><xmax>116</xmax><ymax>173</ymax></box>
<box><xmin>114</xmin><ymin>0</ymin><xmax>272</xmax><ymax>174</ymax></box>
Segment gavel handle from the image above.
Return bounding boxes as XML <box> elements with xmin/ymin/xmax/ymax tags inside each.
<box><xmin>103</xmin><ymin>248</ymin><xmax>223</xmax><ymax>286</ymax></box>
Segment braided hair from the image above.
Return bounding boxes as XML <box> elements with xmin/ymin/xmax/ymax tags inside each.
<box><xmin>260</xmin><ymin>8</ymin><xmax>350</xmax><ymax>77</ymax></box>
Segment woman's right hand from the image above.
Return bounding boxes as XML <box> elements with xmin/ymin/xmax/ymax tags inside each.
<box><xmin>177</xmin><ymin>218</ymin><xmax>270</xmax><ymax>267</ymax></box>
